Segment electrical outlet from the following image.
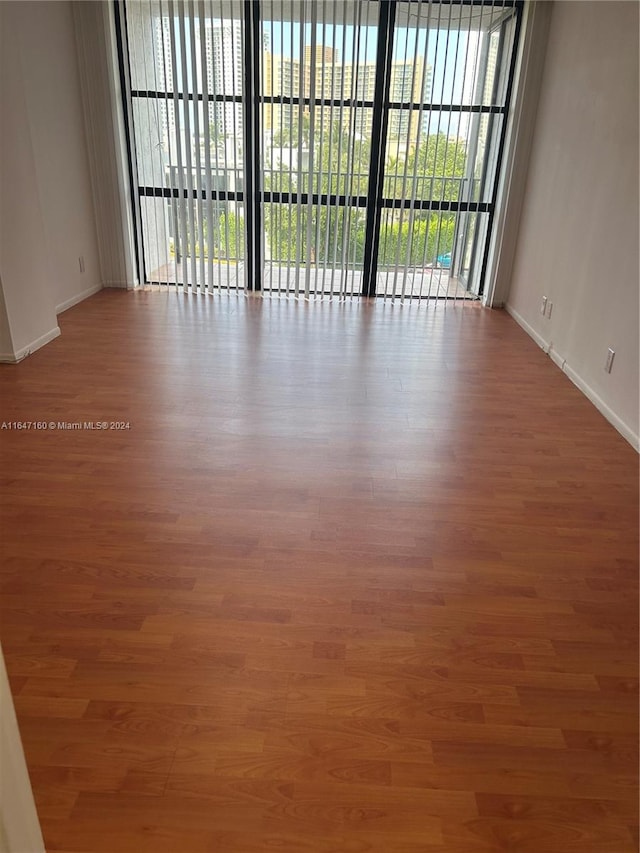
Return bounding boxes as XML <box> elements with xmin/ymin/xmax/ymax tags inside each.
<box><xmin>79</xmin><ymin>255</ymin><xmax>85</xmax><ymax>274</ymax></box>
<box><xmin>605</xmin><ymin>348</ymin><xmax>615</xmax><ymax>374</ymax></box>
<box><xmin>547</xmin><ymin>302</ymin><xmax>553</xmax><ymax>319</ymax></box>
<box><xmin>540</xmin><ymin>296</ymin><xmax>547</xmax><ymax>316</ymax></box>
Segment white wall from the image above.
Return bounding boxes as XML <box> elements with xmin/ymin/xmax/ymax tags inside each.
<box><xmin>505</xmin><ymin>1</ymin><xmax>639</xmax><ymax>448</ymax></box>
<box><xmin>17</xmin><ymin>1</ymin><xmax>102</xmax><ymax>314</ymax></box>
<box><xmin>73</xmin><ymin>1</ymin><xmax>138</xmax><ymax>290</ymax></box>
<box><xmin>0</xmin><ymin>1</ymin><xmax>101</xmax><ymax>362</ymax></box>
<box><xmin>0</xmin><ymin>2</ymin><xmax>59</xmax><ymax>360</ymax></box>
<box><xmin>0</xmin><ymin>278</ymin><xmax>14</xmax><ymax>359</ymax></box>
<box><xmin>0</xmin><ymin>647</ymin><xmax>45</xmax><ymax>853</ymax></box>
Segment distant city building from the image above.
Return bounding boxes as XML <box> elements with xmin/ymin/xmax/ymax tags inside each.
<box><xmin>264</xmin><ymin>45</ymin><xmax>431</xmax><ymax>151</ymax></box>
<box><xmin>389</xmin><ymin>59</ymin><xmax>431</xmax><ymax>142</ymax></box>
<box><xmin>204</xmin><ymin>19</ymin><xmax>243</xmax><ymax>144</ymax></box>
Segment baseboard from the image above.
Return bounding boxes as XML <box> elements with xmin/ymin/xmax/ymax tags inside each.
<box><xmin>504</xmin><ymin>303</ymin><xmax>549</xmax><ymax>353</ymax></box>
<box><xmin>561</xmin><ymin>362</ymin><xmax>639</xmax><ymax>452</ymax></box>
<box><xmin>548</xmin><ymin>348</ymin><xmax>565</xmax><ymax>371</ymax></box>
<box><xmin>505</xmin><ymin>303</ymin><xmax>639</xmax><ymax>451</ymax></box>
<box><xmin>55</xmin><ymin>283</ymin><xmax>102</xmax><ymax>315</ymax></box>
<box><xmin>0</xmin><ymin>326</ymin><xmax>61</xmax><ymax>364</ymax></box>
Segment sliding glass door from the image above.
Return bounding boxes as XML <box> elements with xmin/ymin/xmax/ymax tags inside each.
<box><xmin>122</xmin><ymin>0</ymin><xmax>247</xmax><ymax>290</ymax></box>
<box><xmin>376</xmin><ymin>1</ymin><xmax>519</xmax><ymax>299</ymax></box>
<box><xmin>119</xmin><ymin>0</ymin><xmax>521</xmax><ymax>298</ymax></box>
<box><xmin>259</xmin><ymin>2</ymin><xmax>378</xmax><ymax>297</ymax></box>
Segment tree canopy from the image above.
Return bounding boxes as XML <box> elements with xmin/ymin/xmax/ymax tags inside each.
<box><xmin>264</xmin><ymin>121</ymin><xmax>467</xmax><ymax>268</ymax></box>
<box><xmin>190</xmin><ymin>120</ymin><xmax>469</xmax><ymax>268</ymax></box>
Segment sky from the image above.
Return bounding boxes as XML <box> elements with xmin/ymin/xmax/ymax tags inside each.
<box><xmin>133</xmin><ymin>8</ymin><xmax>487</xmax><ymax>140</ymax></box>
<box><xmin>262</xmin><ymin>19</ymin><xmax>482</xmax><ymax>135</ymax></box>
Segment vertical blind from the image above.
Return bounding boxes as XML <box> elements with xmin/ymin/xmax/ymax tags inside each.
<box><xmin>259</xmin><ymin>2</ymin><xmax>379</xmax><ymax>298</ymax></box>
<box><xmin>120</xmin><ymin>0</ymin><xmax>521</xmax><ymax>299</ymax></box>
<box><xmin>124</xmin><ymin>0</ymin><xmax>247</xmax><ymax>292</ymax></box>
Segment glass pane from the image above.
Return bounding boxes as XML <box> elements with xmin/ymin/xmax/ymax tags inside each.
<box><xmin>455</xmin><ymin>210</ymin><xmax>492</xmax><ymax>296</ymax></box>
<box><xmin>127</xmin><ymin>6</ymin><xmax>245</xmax><ymax>98</ymax></box>
<box><xmin>263</xmin><ymin>202</ymin><xmax>365</xmax><ymax>295</ymax></box>
<box><xmin>126</xmin><ymin>1</ymin><xmax>245</xmax><ymax>289</ymax></box>
<box><xmin>142</xmin><ymin>195</ymin><xmax>245</xmax><ymax>288</ymax></box>
<box><xmin>384</xmin><ymin>117</ymin><xmax>467</xmax><ymax>203</ymax></box>
<box><xmin>259</xmin><ymin>3</ymin><xmax>377</xmax><ymax>293</ymax></box>
<box><xmin>472</xmin><ymin>113</ymin><xmax>504</xmax><ymax>204</ymax></box>
<box><xmin>263</xmin><ymin>108</ymin><xmax>372</xmax><ymax>197</ymax></box>
<box><xmin>125</xmin><ymin>1</ymin><xmax>518</xmax><ymax>297</ymax></box>
<box><xmin>379</xmin><ymin>2</ymin><xmax>517</xmax><ymax>297</ymax></box>
<box><xmin>377</xmin><ymin>209</ymin><xmax>469</xmax><ymax>299</ymax></box>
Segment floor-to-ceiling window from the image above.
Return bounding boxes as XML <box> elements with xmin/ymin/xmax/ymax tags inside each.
<box><xmin>259</xmin><ymin>2</ymin><xmax>378</xmax><ymax>297</ymax></box>
<box><xmin>119</xmin><ymin>0</ymin><xmax>521</xmax><ymax>299</ymax></box>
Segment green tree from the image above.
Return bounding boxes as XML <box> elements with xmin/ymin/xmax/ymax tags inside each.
<box><xmin>402</xmin><ymin>133</ymin><xmax>468</xmax><ymax>204</ymax></box>
<box><xmin>209</xmin><ymin>122</ymin><xmax>225</xmax><ymax>155</ymax></box>
<box><xmin>378</xmin><ymin>214</ymin><xmax>456</xmax><ymax>268</ymax></box>
<box><xmin>216</xmin><ymin>211</ymin><xmax>245</xmax><ymax>260</ymax></box>
<box><xmin>265</xmin><ymin>124</ymin><xmax>467</xmax><ymax>269</ymax></box>
<box><xmin>265</xmin><ymin>113</ymin><xmax>371</xmax><ymax>267</ymax></box>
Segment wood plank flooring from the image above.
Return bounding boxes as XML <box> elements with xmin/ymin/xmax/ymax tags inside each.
<box><xmin>0</xmin><ymin>290</ymin><xmax>637</xmax><ymax>852</ymax></box>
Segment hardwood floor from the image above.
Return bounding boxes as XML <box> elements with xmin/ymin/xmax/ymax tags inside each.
<box><xmin>0</xmin><ymin>289</ymin><xmax>637</xmax><ymax>852</ymax></box>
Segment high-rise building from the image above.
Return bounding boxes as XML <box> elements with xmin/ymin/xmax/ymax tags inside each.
<box><xmin>204</xmin><ymin>19</ymin><xmax>244</xmax><ymax>147</ymax></box>
<box><xmin>388</xmin><ymin>58</ymin><xmax>432</xmax><ymax>151</ymax></box>
<box><xmin>263</xmin><ymin>46</ymin><xmax>430</xmax><ymax>148</ymax></box>
<box><xmin>263</xmin><ymin>53</ymin><xmax>300</xmax><ymax>135</ymax></box>
<box><xmin>151</xmin><ymin>17</ymin><xmax>175</xmax><ymax>147</ymax></box>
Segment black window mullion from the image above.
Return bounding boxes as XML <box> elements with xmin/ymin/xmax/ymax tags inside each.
<box><xmin>118</xmin><ymin>0</ymin><xmax>523</xmax><ymax>299</ymax></box>
<box><xmin>243</xmin><ymin>0</ymin><xmax>262</xmax><ymax>291</ymax></box>
<box><xmin>114</xmin><ymin>0</ymin><xmax>145</xmax><ymax>285</ymax></box>
<box><xmin>362</xmin><ymin>0</ymin><xmax>396</xmax><ymax>298</ymax></box>
<box><xmin>131</xmin><ymin>90</ymin><xmax>243</xmax><ymax>103</ymax></box>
